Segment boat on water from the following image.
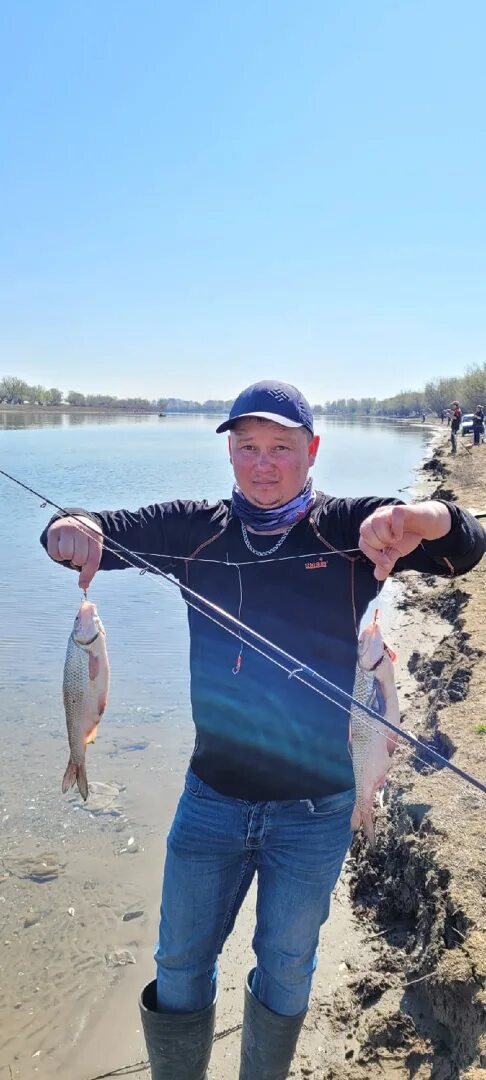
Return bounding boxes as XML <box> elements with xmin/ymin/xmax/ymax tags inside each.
<box><xmin>158</xmin><ymin>413</ymin><xmax>166</xmax><ymax>417</ymax></box>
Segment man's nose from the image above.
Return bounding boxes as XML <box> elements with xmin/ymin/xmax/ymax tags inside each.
<box><xmin>254</xmin><ymin>450</ymin><xmax>273</xmax><ymax>468</ymax></box>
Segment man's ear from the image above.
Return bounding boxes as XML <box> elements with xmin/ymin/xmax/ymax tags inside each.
<box><xmin>308</xmin><ymin>434</ymin><xmax>320</xmax><ymax>466</ymax></box>
<box><xmin>228</xmin><ymin>433</ymin><xmax>233</xmax><ymax>464</ymax></box>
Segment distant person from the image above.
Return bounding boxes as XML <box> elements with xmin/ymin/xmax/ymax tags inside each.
<box><xmin>472</xmin><ymin>408</ymin><xmax>484</xmax><ymax>446</ymax></box>
<box><xmin>422</xmin><ymin>412</ymin><xmax>426</xmax><ymax>422</ymax></box>
<box><xmin>440</xmin><ymin>409</ymin><xmax>445</xmax><ymax>423</ymax></box>
<box><xmin>40</xmin><ymin>380</ymin><xmax>486</xmax><ymax>1080</ymax></box>
<box><xmin>450</xmin><ymin>401</ymin><xmax>462</xmax><ymax>453</ymax></box>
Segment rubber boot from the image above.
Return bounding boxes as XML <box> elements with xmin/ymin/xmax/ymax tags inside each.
<box><xmin>139</xmin><ymin>980</ymin><xmax>215</xmax><ymax>1079</ymax></box>
<box><xmin>239</xmin><ymin>970</ymin><xmax>307</xmax><ymax>1079</ymax></box>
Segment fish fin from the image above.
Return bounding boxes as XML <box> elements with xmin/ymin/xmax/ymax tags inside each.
<box><xmin>384</xmin><ymin>643</ymin><xmax>397</xmax><ymax>662</ymax></box>
<box><xmin>371</xmin><ymin>681</ymin><xmax>386</xmax><ymax>716</ymax></box>
<box><xmin>88</xmin><ymin>653</ymin><xmax>100</xmax><ymax>681</ymax></box>
<box><xmin>62</xmin><ymin>759</ymin><xmax>78</xmax><ymax>793</ymax></box>
<box><xmin>85</xmin><ymin>721</ymin><xmax>100</xmax><ymax>746</ymax></box>
<box><xmin>350</xmin><ymin>804</ymin><xmax>361</xmax><ymax>831</ymax></box>
<box><xmin>362</xmin><ymin>811</ymin><xmax>376</xmax><ymax>848</ymax></box>
<box><xmin>62</xmin><ymin>760</ymin><xmax>89</xmax><ymax>801</ymax></box>
<box><xmin>387</xmin><ymin>731</ymin><xmax>399</xmax><ymax>755</ymax></box>
<box><xmin>97</xmin><ymin>692</ymin><xmax>108</xmax><ymax>717</ymax></box>
<box><xmin>76</xmin><ymin>762</ymin><xmax>89</xmax><ymax>801</ymax></box>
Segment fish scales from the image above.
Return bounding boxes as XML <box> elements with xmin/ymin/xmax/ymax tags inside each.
<box><xmin>63</xmin><ymin>635</ymin><xmax>91</xmax><ymax>763</ymax></box>
<box><xmin>349</xmin><ymin>615</ymin><xmax>400</xmax><ymax>845</ymax></box>
<box><xmin>62</xmin><ymin>600</ymin><xmax>110</xmax><ymax>801</ymax></box>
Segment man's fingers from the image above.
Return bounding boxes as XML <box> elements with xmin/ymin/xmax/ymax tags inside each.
<box><xmin>359</xmin><ymin>538</ymin><xmax>399</xmax><ymax>580</ymax></box>
<box><xmin>360</xmin><ymin>504</ymin><xmax>407</xmax><ymax>551</ymax></box>
<box><xmin>70</xmin><ymin>530</ymin><xmax>90</xmax><ymax>570</ymax></box>
<box><xmin>57</xmin><ymin>529</ymin><xmax>75</xmax><ymax>563</ymax></box>
<box><xmin>359</xmin><ymin>517</ymin><xmax>391</xmax><ymax>551</ymax></box>
<box><xmin>78</xmin><ymin>566</ymin><xmax>93</xmax><ymax>589</ymax></box>
<box><xmin>47</xmin><ymin>527</ymin><xmax>62</xmax><ymax>561</ymax></box>
<box><xmin>390</xmin><ymin>505</ymin><xmax>406</xmax><ymax>543</ymax></box>
<box><xmin>79</xmin><ymin>537</ymin><xmax>102</xmax><ymax>589</ymax></box>
<box><xmin>46</xmin><ymin>517</ymin><xmax>103</xmax><ymax>587</ymax></box>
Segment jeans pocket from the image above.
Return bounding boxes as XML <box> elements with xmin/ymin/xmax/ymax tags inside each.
<box><xmin>184</xmin><ymin>768</ymin><xmax>203</xmax><ymax>797</ymax></box>
<box><xmin>303</xmin><ymin>789</ymin><xmax>355</xmax><ymax>817</ymax></box>
<box><xmin>184</xmin><ymin>768</ymin><xmax>229</xmax><ymax>803</ymax></box>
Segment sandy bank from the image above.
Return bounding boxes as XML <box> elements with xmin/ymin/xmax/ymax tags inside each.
<box><xmin>315</xmin><ymin>430</ymin><xmax>486</xmax><ymax>1080</ymax></box>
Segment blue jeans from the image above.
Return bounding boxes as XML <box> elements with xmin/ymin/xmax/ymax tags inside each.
<box><xmin>155</xmin><ymin>769</ymin><xmax>354</xmax><ymax>1017</ymax></box>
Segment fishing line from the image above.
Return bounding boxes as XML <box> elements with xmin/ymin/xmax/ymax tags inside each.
<box><xmin>2</xmin><ymin>464</ymin><xmax>484</xmax><ymax>791</ymax></box>
<box><xmin>53</xmin><ymin>498</ymin><xmax>461</xmax><ymax>787</ymax></box>
<box><xmin>46</xmin><ymin>534</ymin><xmax>486</xmax><ymax>795</ymax></box>
<box><xmin>45</xmin><ymin>503</ymin><xmax>445</xmax><ymax>785</ymax></box>
<box><xmin>170</xmin><ymin>596</ymin><xmax>484</xmax><ymax>794</ymax></box>
<box><xmin>2</xmin><ymin>465</ymin><xmax>485</xmax><ymax>797</ymax></box>
<box><xmin>85</xmin><ymin>537</ymin><xmax>486</xmax><ymax>799</ymax></box>
<box><xmin>125</xmin><ymin>547</ymin><xmax>362</xmax><ymax>565</ymax></box>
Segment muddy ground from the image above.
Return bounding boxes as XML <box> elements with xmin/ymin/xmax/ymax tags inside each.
<box><xmin>309</xmin><ymin>431</ymin><xmax>486</xmax><ymax>1080</ymax></box>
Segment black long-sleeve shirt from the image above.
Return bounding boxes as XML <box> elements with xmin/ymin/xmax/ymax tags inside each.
<box><xmin>41</xmin><ymin>494</ymin><xmax>485</xmax><ymax>800</ymax></box>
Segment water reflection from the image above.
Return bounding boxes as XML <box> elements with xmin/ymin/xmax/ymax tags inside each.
<box><xmin>0</xmin><ymin>409</ymin><xmax>162</xmax><ymax>430</ymax></box>
<box><xmin>0</xmin><ymin>408</ymin><xmax>431</xmax><ymax>436</ymax></box>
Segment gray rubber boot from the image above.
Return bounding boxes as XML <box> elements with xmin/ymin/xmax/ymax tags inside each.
<box><xmin>139</xmin><ymin>980</ymin><xmax>215</xmax><ymax>1079</ymax></box>
<box><xmin>239</xmin><ymin>970</ymin><xmax>307</xmax><ymax>1079</ymax></box>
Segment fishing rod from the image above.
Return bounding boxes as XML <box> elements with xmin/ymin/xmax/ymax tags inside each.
<box><xmin>2</xmin><ymin>464</ymin><xmax>485</xmax><ymax>797</ymax></box>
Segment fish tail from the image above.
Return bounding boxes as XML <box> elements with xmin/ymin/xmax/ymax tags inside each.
<box><xmin>62</xmin><ymin>759</ymin><xmax>89</xmax><ymax>802</ymax></box>
<box><xmin>362</xmin><ymin>810</ymin><xmax>376</xmax><ymax>848</ymax></box>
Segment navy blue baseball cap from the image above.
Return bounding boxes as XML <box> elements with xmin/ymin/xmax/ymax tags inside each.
<box><xmin>216</xmin><ymin>380</ymin><xmax>314</xmax><ymax>435</ymax></box>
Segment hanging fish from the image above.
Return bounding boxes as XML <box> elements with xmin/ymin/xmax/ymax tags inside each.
<box><xmin>62</xmin><ymin>599</ymin><xmax>110</xmax><ymax>801</ymax></box>
<box><xmin>349</xmin><ymin>611</ymin><xmax>400</xmax><ymax>845</ymax></box>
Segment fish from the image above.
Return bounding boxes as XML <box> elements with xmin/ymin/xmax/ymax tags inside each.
<box><xmin>349</xmin><ymin>611</ymin><xmax>400</xmax><ymax>845</ymax></box>
<box><xmin>62</xmin><ymin>599</ymin><xmax>110</xmax><ymax>801</ymax></box>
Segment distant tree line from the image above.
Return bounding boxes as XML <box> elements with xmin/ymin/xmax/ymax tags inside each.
<box><xmin>0</xmin><ymin>376</ymin><xmax>63</xmax><ymax>406</ymax></box>
<box><xmin>0</xmin><ymin>377</ymin><xmax>167</xmax><ymax>412</ymax></box>
<box><xmin>2</xmin><ymin>363</ymin><xmax>486</xmax><ymax>417</ymax></box>
<box><xmin>313</xmin><ymin>365</ymin><xmax>486</xmax><ymax>417</ymax></box>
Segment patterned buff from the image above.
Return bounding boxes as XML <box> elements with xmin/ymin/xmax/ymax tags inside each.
<box><xmin>231</xmin><ymin>478</ymin><xmax>315</xmax><ymax>532</ymax></box>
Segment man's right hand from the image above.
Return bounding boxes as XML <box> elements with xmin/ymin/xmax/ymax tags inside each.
<box><xmin>46</xmin><ymin>516</ymin><xmax>103</xmax><ymax>589</ymax></box>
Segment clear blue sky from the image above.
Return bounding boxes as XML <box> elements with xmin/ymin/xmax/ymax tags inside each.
<box><xmin>2</xmin><ymin>1</ymin><xmax>485</xmax><ymax>404</ymax></box>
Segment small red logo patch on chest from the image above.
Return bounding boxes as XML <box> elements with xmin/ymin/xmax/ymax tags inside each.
<box><xmin>304</xmin><ymin>559</ymin><xmax>328</xmax><ymax>570</ymax></box>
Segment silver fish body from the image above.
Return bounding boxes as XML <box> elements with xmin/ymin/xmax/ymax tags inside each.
<box><xmin>62</xmin><ymin>600</ymin><xmax>110</xmax><ymax>801</ymax></box>
<box><xmin>349</xmin><ymin>618</ymin><xmax>400</xmax><ymax>845</ymax></box>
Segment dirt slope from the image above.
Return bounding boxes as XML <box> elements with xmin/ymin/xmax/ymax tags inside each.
<box><xmin>317</xmin><ymin>434</ymin><xmax>486</xmax><ymax>1079</ymax></box>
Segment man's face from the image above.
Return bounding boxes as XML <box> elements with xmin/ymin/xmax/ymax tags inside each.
<box><xmin>229</xmin><ymin>419</ymin><xmax>320</xmax><ymax>508</ymax></box>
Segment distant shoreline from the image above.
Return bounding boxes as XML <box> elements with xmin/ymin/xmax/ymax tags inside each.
<box><xmin>0</xmin><ymin>404</ymin><xmax>163</xmax><ymax>415</ymax></box>
<box><xmin>0</xmin><ymin>404</ymin><xmax>436</xmax><ymax>422</ymax></box>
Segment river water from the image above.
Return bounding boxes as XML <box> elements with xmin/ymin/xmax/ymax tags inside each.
<box><xmin>0</xmin><ymin>411</ymin><xmax>431</xmax><ymax>1077</ymax></box>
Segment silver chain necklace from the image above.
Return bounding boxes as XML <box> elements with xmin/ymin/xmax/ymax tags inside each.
<box><xmin>240</xmin><ymin>521</ymin><xmax>293</xmax><ymax>557</ymax></box>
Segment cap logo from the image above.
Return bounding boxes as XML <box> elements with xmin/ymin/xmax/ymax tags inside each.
<box><xmin>268</xmin><ymin>387</ymin><xmax>292</xmax><ymax>403</ymax></box>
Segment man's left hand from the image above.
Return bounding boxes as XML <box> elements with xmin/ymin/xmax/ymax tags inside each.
<box><xmin>359</xmin><ymin>503</ymin><xmax>452</xmax><ymax>581</ymax></box>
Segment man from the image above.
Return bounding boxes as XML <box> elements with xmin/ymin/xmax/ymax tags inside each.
<box><xmin>450</xmin><ymin>400</ymin><xmax>462</xmax><ymax>453</ymax></box>
<box><xmin>472</xmin><ymin>407</ymin><xmax>484</xmax><ymax>446</ymax></box>
<box><xmin>41</xmin><ymin>380</ymin><xmax>485</xmax><ymax>1080</ymax></box>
